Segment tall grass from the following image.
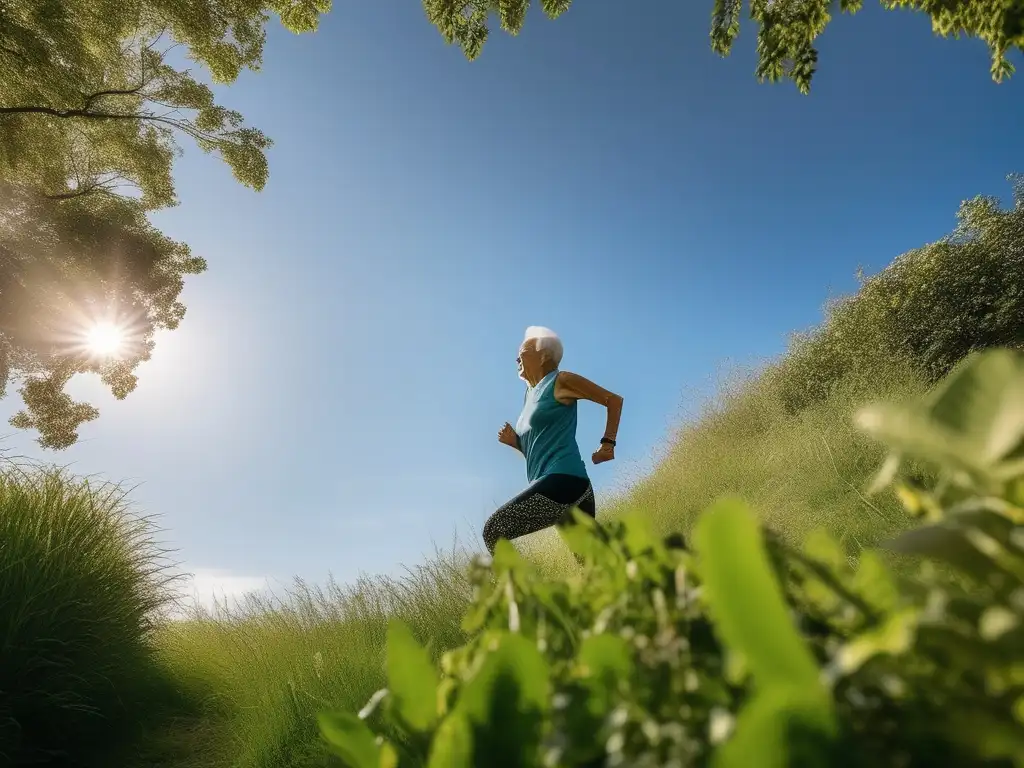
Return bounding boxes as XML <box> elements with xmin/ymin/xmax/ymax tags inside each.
<box><xmin>137</xmin><ymin>548</ymin><xmax>474</xmax><ymax>768</ymax></box>
<box><xmin>614</xmin><ymin>355</ymin><xmax>929</xmax><ymax>550</ymax></box>
<box><xmin>16</xmin><ymin>181</ymin><xmax>1024</xmax><ymax>766</ymax></box>
<box><xmin>0</xmin><ymin>462</ymin><xmax>179</xmax><ymax>766</ymax></box>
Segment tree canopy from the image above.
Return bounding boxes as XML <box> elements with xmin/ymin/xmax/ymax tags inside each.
<box><xmin>0</xmin><ymin>0</ymin><xmax>330</xmax><ymax>448</ymax></box>
<box><xmin>424</xmin><ymin>0</ymin><xmax>1024</xmax><ymax>93</ymax></box>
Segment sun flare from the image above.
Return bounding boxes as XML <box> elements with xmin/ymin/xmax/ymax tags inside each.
<box><xmin>85</xmin><ymin>322</ymin><xmax>127</xmax><ymax>357</ymax></box>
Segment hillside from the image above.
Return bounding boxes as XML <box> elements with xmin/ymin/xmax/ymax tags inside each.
<box><xmin>1</xmin><ymin>179</ymin><xmax>1022</xmax><ymax>766</ymax></box>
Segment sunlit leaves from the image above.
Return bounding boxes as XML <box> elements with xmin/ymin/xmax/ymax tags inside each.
<box><xmin>723</xmin><ymin>0</ymin><xmax>1024</xmax><ymax>93</ymax></box>
<box><xmin>0</xmin><ymin>0</ymin><xmax>328</xmax><ymax>447</ymax></box>
<box><xmin>420</xmin><ymin>0</ymin><xmax>1024</xmax><ymax>93</ymax></box>
<box><xmin>0</xmin><ymin>180</ymin><xmax>200</xmax><ymax>448</ymax></box>
<box><xmin>423</xmin><ymin>0</ymin><xmax>497</xmax><ymax>60</ymax></box>
<box><xmin>423</xmin><ymin>0</ymin><xmax>573</xmax><ymax>58</ymax></box>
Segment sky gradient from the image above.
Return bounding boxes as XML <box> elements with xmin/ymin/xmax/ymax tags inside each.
<box><xmin>2</xmin><ymin>1</ymin><xmax>1022</xmax><ymax>609</ymax></box>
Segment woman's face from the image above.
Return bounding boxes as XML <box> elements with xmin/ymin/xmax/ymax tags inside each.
<box><xmin>517</xmin><ymin>340</ymin><xmax>544</xmax><ymax>383</ymax></box>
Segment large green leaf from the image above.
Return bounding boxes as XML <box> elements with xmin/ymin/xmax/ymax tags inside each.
<box><xmin>884</xmin><ymin>523</ymin><xmax>1009</xmax><ymax>584</ymax></box>
<box><xmin>456</xmin><ymin>632</ymin><xmax>550</xmax><ymax>766</ymax></box>
<box><xmin>713</xmin><ymin>688</ymin><xmax>837</xmax><ymax>768</ymax></box>
<box><xmin>925</xmin><ymin>350</ymin><xmax>1024</xmax><ymax>465</ymax></box>
<box><xmin>855</xmin><ymin>403</ymin><xmax>986</xmax><ymax>477</ymax></box>
<box><xmin>693</xmin><ymin>498</ymin><xmax>822</xmax><ymax>691</ymax></box>
<box><xmin>427</xmin><ymin>715</ymin><xmax>473</xmax><ymax>768</ymax></box>
<box><xmin>318</xmin><ymin>711</ymin><xmax>381</xmax><ymax>768</ymax></box>
<box><xmin>858</xmin><ymin>351</ymin><xmax>1024</xmax><ymax>480</ymax></box>
<box><xmin>385</xmin><ymin>619</ymin><xmax>439</xmax><ymax>732</ymax></box>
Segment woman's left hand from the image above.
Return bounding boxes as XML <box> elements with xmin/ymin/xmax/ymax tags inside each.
<box><xmin>591</xmin><ymin>444</ymin><xmax>615</xmax><ymax>465</ymax></box>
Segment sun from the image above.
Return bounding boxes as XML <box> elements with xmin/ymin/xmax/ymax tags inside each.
<box><xmin>85</xmin><ymin>322</ymin><xmax>127</xmax><ymax>357</ymax></box>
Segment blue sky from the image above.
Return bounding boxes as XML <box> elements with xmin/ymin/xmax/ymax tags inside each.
<box><xmin>2</xmin><ymin>1</ymin><xmax>1022</xmax><ymax>607</ymax></box>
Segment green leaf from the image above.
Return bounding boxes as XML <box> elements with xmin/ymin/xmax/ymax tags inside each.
<box><xmin>859</xmin><ymin>351</ymin><xmax>1024</xmax><ymax>482</ymax></box>
<box><xmin>557</xmin><ymin>508</ymin><xmax>608</xmax><ymax>564</ymax></box>
<box><xmin>832</xmin><ymin>608</ymin><xmax>918</xmax><ymax>676</ymax></box>
<box><xmin>385</xmin><ymin>619</ymin><xmax>440</xmax><ymax>732</ymax></box>
<box><xmin>619</xmin><ymin>512</ymin><xmax>660</xmax><ymax>557</ymax></box>
<box><xmin>577</xmin><ymin>633</ymin><xmax>631</xmax><ymax>711</ymax></box>
<box><xmin>925</xmin><ymin>350</ymin><xmax>1024</xmax><ymax>466</ymax></box>
<box><xmin>855</xmin><ymin>403</ymin><xmax>985</xmax><ymax>477</ymax></box>
<box><xmin>884</xmin><ymin>523</ymin><xmax>1007</xmax><ymax>584</ymax></box>
<box><xmin>852</xmin><ymin>550</ymin><xmax>900</xmax><ymax>613</ymax></box>
<box><xmin>427</xmin><ymin>715</ymin><xmax>473</xmax><ymax>768</ymax></box>
<box><xmin>457</xmin><ymin>632</ymin><xmax>550</xmax><ymax>763</ymax></box>
<box><xmin>693</xmin><ymin>498</ymin><xmax>821</xmax><ymax>691</ymax></box>
<box><xmin>318</xmin><ymin>711</ymin><xmax>380</xmax><ymax>768</ymax></box>
<box><xmin>492</xmin><ymin>538</ymin><xmax>527</xmax><ymax>574</ymax></box>
<box><xmin>578</xmin><ymin>633</ymin><xmax>631</xmax><ymax>683</ymax></box>
<box><xmin>714</xmin><ymin>689</ymin><xmax>837</xmax><ymax>768</ymax></box>
<box><xmin>379</xmin><ymin>742</ymin><xmax>399</xmax><ymax>768</ymax></box>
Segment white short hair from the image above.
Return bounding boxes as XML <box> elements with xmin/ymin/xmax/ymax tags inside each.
<box><xmin>524</xmin><ymin>325</ymin><xmax>563</xmax><ymax>367</ymax></box>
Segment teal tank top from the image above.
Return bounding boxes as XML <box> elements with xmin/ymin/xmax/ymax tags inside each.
<box><xmin>516</xmin><ymin>370</ymin><xmax>588</xmax><ymax>483</ymax></box>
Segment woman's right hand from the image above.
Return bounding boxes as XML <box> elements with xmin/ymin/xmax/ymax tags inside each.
<box><xmin>498</xmin><ymin>422</ymin><xmax>518</xmax><ymax>448</ymax></box>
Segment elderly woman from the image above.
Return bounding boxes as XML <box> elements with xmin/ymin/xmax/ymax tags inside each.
<box><xmin>484</xmin><ymin>326</ymin><xmax>624</xmax><ymax>555</ymax></box>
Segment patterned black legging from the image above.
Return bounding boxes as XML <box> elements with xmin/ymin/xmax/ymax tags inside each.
<box><xmin>483</xmin><ymin>473</ymin><xmax>597</xmax><ymax>555</ymax></box>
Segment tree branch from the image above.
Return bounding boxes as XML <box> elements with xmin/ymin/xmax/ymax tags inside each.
<box><xmin>82</xmin><ymin>83</ymin><xmax>148</xmax><ymax>111</ymax></box>
<box><xmin>0</xmin><ymin>104</ymin><xmax>147</xmax><ymax>119</ymax></box>
<box><xmin>42</xmin><ymin>181</ymin><xmax>121</xmax><ymax>202</ymax></box>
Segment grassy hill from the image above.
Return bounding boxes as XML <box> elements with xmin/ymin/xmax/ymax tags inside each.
<box><xmin>1</xmin><ymin>179</ymin><xmax>1022</xmax><ymax>766</ymax></box>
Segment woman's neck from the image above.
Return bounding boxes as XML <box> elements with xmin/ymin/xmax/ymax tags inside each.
<box><xmin>526</xmin><ymin>365</ymin><xmax>557</xmax><ymax>387</ymax></box>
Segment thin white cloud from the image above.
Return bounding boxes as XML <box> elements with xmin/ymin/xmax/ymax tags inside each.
<box><xmin>172</xmin><ymin>567</ymin><xmax>271</xmax><ymax>617</ymax></box>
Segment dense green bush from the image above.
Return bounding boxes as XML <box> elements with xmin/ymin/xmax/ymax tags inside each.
<box><xmin>0</xmin><ymin>465</ymin><xmax>176</xmax><ymax>766</ymax></box>
<box><xmin>319</xmin><ymin>348</ymin><xmax>1024</xmax><ymax>767</ymax></box>
<box><xmin>769</xmin><ymin>175</ymin><xmax>1024</xmax><ymax>415</ymax></box>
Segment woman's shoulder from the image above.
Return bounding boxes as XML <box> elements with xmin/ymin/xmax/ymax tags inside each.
<box><xmin>552</xmin><ymin>370</ymin><xmax>582</xmax><ymax>404</ymax></box>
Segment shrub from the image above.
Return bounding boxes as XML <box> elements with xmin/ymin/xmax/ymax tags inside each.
<box><xmin>0</xmin><ymin>465</ymin><xmax>175</xmax><ymax>766</ymax></box>
<box><xmin>319</xmin><ymin>348</ymin><xmax>1024</xmax><ymax>766</ymax></box>
<box><xmin>770</xmin><ymin>174</ymin><xmax>1024</xmax><ymax>415</ymax></box>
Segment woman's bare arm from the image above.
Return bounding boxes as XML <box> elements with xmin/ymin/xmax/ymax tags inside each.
<box><xmin>555</xmin><ymin>372</ymin><xmax>623</xmax><ymax>459</ymax></box>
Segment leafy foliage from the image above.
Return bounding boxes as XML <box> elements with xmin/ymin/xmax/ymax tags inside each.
<box><xmin>423</xmin><ymin>0</ymin><xmax>1024</xmax><ymax>92</ymax></box>
<box><xmin>423</xmin><ymin>0</ymin><xmax>572</xmax><ymax>61</ymax></box>
<box><xmin>712</xmin><ymin>0</ymin><xmax>1024</xmax><ymax>93</ymax></box>
<box><xmin>768</xmin><ymin>175</ymin><xmax>1024</xmax><ymax>416</ymax></box>
<box><xmin>321</xmin><ymin>348</ymin><xmax>1024</xmax><ymax>766</ymax></box>
<box><xmin>0</xmin><ymin>182</ymin><xmax>206</xmax><ymax>447</ymax></box>
<box><xmin>0</xmin><ymin>0</ymin><xmax>331</xmax><ymax>447</ymax></box>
